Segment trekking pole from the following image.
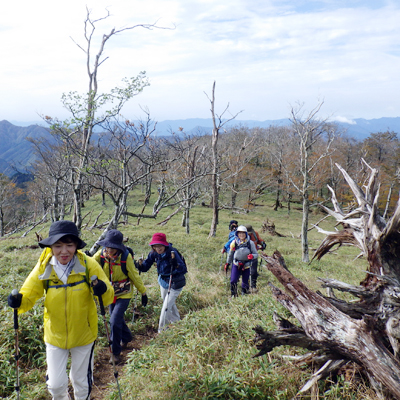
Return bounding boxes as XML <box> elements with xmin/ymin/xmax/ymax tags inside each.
<box><xmin>131</xmin><ymin>288</ymin><xmax>139</xmax><ymax>324</ymax></box>
<box><xmin>132</xmin><ymin>253</ymin><xmax>143</xmax><ymax>323</ymax></box>
<box><xmin>225</xmin><ymin>264</ymin><xmax>230</xmax><ymax>295</ymax></box>
<box><xmin>11</xmin><ymin>289</ymin><xmax>20</xmax><ymax>400</ymax></box>
<box><xmin>91</xmin><ymin>276</ymin><xmax>123</xmax><ymax>400</ymax></box>
<box><xmin>160</xmin><ymin>256</ymin><xmax>174</xmax><ymax>331</ymax></box>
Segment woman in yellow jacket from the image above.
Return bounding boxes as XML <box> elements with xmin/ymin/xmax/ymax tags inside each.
<box><xmin>93</xmin><ymin>229</ymin><xmax>148</xmax><ymax>365</ymax></box>
<box><xmin>7</xmin><ymin>220</ymin><xmax>114</xmax><ymax>400</ymax></box>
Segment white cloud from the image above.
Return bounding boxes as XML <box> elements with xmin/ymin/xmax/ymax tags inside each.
<box><xmin>330</xmin><ymin>115</ymin><xmax>356</xmax><ymax>124</ymax></box>
<box><xmin>1</xmin><ymin>0</ymin><xmax>400</xmax><ymax>123</ymax></box>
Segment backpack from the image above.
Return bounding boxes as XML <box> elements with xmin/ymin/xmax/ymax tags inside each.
<box><xmin>232</xmin><ymin>240</ymin><xmax>252</xmax><ymax>262</ymax></box>
<box><xmin>100</xmin><ymin>246</ymin><xmax>134</xmax><ymax>277</ymax></box>
<box><xmin>172</xmin><ymin>247</ymin><xmax>187</xmax><ymax>270</ymax></box>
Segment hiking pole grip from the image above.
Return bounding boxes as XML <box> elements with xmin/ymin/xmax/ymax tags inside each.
<box><xmin>90</xmin><ymin>276</ymin><xmax>106</xmax><ymax>316</ymax></box>
<box><xmin>11</xmin><ymin>289</ymin><xmax>19</xmax><ymax>330</ymax></box>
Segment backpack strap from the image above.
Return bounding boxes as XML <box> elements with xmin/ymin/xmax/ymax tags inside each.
<box><xmin>100</xmin><ymin>248</ymin><xmax>130</xmax><ymax>277</ymax></box>
<box><xmin>45</xmin><ymin>255</ymin><xmax>90</xmax><ymax>292</ymax></box>
<box><xmin>46</xmin><ymin>278</ymin><xmax>87</xmax><ymax>290</ymax></box>
<box><xmin>119</xmin><ymin>249</ymin><xmax>130</xmax><ymax>277</ymax></box>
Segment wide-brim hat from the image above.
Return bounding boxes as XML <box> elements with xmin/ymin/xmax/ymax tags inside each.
<box><xmin>244</xmin><ymin>224</ymin><xmax>254</xmax><ymax>232</ymax></box>
<box><xmin>149</xmin><ymin>232</ymin><xmax>169</xmax><ymax>247</ymax></box>
<box><xmin>236</xmin><ymin>225</ymin><xmax>248</xmax><ymax>233</ymax></box>
<box><xmin>39</xmin><ymin>220</ymin><xmax>86</xmax><ymax>249</ymax></box>
<box><xmin>96</xmin><ymin>229</ymin><xmax>126</xmax><ymax>252</ymax></box>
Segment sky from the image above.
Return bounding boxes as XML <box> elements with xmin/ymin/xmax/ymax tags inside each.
<box><xmin>1</xmin><ymin>0</ymin><xmax>400</xmax><ymax>125</ymax></box>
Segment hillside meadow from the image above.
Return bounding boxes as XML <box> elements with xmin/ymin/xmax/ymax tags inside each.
<box><xmin>0</xmin><ymin>190</ymin><xmax>378</xmax><ymax>399</ymax></box>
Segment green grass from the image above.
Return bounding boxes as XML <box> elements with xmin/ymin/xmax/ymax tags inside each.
<box><xmin>0</xmin><ymin>191</ymin><xmax>377</xmax><ymax>399</ymax></box>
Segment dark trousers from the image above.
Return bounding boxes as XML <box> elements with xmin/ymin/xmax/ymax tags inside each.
<box><xmin>250</xmin><ymin>258</ymin><xmax>259</xmax><ymax>288</ymax></box>
<box><xmin>109</xmin><ymin>298</ymin><xmax>132</xmax><ymax>355</ymax></box>
<box><xmin>230</xmin><ymin>264</ymin><xmax>250</xmax><ymax>296</ymax></box>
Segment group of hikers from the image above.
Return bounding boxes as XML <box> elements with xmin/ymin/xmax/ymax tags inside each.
<box><xmin>7</xmin><ymin>218</ymin><xmax>265</xmax><ymax>400</ymax></box>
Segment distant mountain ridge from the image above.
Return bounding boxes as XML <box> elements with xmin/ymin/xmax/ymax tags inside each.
<box><xmin>2</xmin><ymin>117</ymin><xmax>400</xmax><ymax>175</ymax></box>
<box><xmin>152</xmin><ymin>117</ymin><xmax>400</xmax><ymax>140</ymax></box>
<box><xmin>0</xmin><ymin>120</ymin><xmax>50</xmax><ymax>176</ymax></box>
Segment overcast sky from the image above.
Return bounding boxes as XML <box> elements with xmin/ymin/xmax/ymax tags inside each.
<box><xmin>1</xmin><ymin>0</ymin><xmax>399</xmax><ymax>125</ymax></box>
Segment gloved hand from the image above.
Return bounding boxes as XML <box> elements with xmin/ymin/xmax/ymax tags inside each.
<box><xmin>247</xmin><ymin>254</ymin><xmax>254</xmax><ymax>260</ymax></box>
<box><xmin>238</xmin><ymin>262</ymin><xmax>245</xmax><ymax>271</ymax></box>
<box><xmin>224</xmin><ymin>263</ymin><xmax>230</xmax><ymax>272</ymax></box>
<box><xmin>261</xmin><ymin>241</ymin><xmax>266</xmax><ymax>250</ymax></box>
<box><xmin>141</xmin><ymin>293</ymin><xmax>148</xmax><ymax>307</ymax></box>
<box><xmin>8</xmin><ymin>292</ymin><xmax>22</xmax><ymax>309</ymax></box>
<box><xmin>92</xmin><ymin>279</ymin><xmax>107</xmax><ymax>296</ymax></box>
<box><xmin>221</xmin><ymin>248</ymin><xmax>226</xmax><ymax>254</ymax></box>
<box><xmin>134</xmin><ymin>260</ymin><xmax>141</xmax><ymax>271</ymax></box>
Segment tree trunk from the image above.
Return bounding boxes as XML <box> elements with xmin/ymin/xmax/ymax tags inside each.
<box><xmin>209</xmin><ymin>82</ymin><xmax>219</xmax><ymax>238</ymax></box>
<box><xmin>301</xmin><ymin>189</ymin><xmax>309</xmax><ymax>262</ymax></box>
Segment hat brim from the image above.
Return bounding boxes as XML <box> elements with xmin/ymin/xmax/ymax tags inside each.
<box><xmin>96</xmin><ymin>239</ymin><xmax>126</xmax><ymax>252</ymax></box>
<box><xmin>39</xmin><ymin>234</ymin><xmax>86</xmax><ymax>249</ymax></box>
<box><xmin>149</xmin><ymin>240</ymin><xmax>169</xmax><ymax>247</ymax></box>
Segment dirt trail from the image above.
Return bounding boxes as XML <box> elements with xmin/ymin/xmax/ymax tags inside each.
<box><xmin>91</xmin><ymin>326</ymin><xmax>157</xmax><ymax>399</ymax></box>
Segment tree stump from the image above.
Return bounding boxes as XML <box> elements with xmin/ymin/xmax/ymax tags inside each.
<box><xmin>254</xmin><ymin>160</ymin><xmax>400</xmax><ymax>399</ymax></box>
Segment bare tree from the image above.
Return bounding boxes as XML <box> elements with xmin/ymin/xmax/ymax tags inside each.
<box><xmin>162</xmin><ymin>131</ymin><xmax>210</xmax><ymax>234</ymax></box>
<box><xmin>289</xmin><ymin>101</ymin><xmax>339</xmax><ymax>262</ymax></box>
<box><xmin>85</xmin><ymin>114</ymin><xmax>158</xmax><ymax>252</ymax></box>
<box><xmin>0</xmin><ymin>175</ymin><xmax>19</xmax><ymax>236</ymax></box>
<box><xmin>205</xmin><ymin>81</ymin><xmax>242</xmax><ymax>237</ymax></box>
<box><xmin>28</xmin><ymin>136</ymin><xmax>71</xmax><ymax>221</ymax></box>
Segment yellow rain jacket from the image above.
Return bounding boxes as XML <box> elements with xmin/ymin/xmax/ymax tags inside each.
<box><xmin>93</xmin><ymin>249</ymin><xmax>147</xmax><ymax>300</ymax></box>
<box><xmin>18</xmin><ymin>248</ymin><xmax>114</xmax><ymax>349</ymax></box>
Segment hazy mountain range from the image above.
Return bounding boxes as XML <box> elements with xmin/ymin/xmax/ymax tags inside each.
<box><xmin>2</xmin><ymin>116</ymin><xmax>400</xmax><ymax>176</ymax></box>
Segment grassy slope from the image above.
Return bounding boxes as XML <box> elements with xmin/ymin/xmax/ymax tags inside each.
<box><xmin>0</xmin><ymin>191</ymin><xmax>377</xmax><ymax>399</ymax></box>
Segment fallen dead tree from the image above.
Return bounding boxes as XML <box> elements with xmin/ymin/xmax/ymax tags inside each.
<box><xmin>253</xmin><ymin>159</ymin><xmax>400</xmax><ymax>399</ymax></box>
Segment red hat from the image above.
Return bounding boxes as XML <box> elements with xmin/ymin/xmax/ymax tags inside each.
<box><xmin>149</xmin><ymin>232</ymin><xmax>169</xmax><ymax>247</ymax></box>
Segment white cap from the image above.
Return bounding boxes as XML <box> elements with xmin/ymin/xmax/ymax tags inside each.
<box><xmin>236</xmin><ymin>225</ymin><xmax>248</xmax><ymax>233</ymax></box>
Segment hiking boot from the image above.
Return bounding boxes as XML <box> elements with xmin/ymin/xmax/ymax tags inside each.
<box><xmin>121</xmin><ymin>341</ymin><xmax>130</xmax><ymax>349</ymax></box>
<box><xmin>230</xmin><ymin>283</ymin><xmax>238</xmax><ymax>297</ymax></box>
<box><xmin>109</xmin><ymin>354</ymin><xmax>122</xmax><ymax>365</ymax></box>
<box><xmin>241</xmin><ymin>288</ymin><xmax>249</xmax><ymax>295</ymax></box>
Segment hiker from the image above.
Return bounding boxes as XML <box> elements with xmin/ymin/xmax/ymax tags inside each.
<box><xmin>92</xmin><ymin>229</ymin><xmax>148</xmax><ymax>365</ymax></box>
<box><xmin>244</xmin><ymin>224</ymin><xmax>266</xmax><ymax>292</ymax></box>
<box><xmin>221</xmin><ymin>219</ymin><xmax>238</xmax><ymax>254</ymax></box>
<box><xmin>225</xmin><ymin>225</ymin><xmax>258</xmax><ymax>297</ymax></box>
<box><xmin>137</xmin><ymin>232</ymin><xmax>187</xmax><ymax>332</ymax></box>
<box><xmin>7</xmin><ymin>220</ymin><xmax>114</xmax><ymax>400</ymax></box>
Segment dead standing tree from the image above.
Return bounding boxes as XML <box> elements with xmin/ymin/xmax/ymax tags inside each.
<box><xmin>206</xmin><ymin>81</ymin><xmax>242</xmax><ymax>238</ymax></box>
<box><xmin>253</xmin><ymin>159</ymin><xmax>400</xmax><ymax>399</ymax></box>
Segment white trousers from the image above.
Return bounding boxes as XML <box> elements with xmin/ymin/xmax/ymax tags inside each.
<box><xmin>158</xmin><ymin>285</ymin><xmax>183</xmax><ymax>332</ymax></box>
<box><xmin>46</xmin><ymin>342</ymin><xmax>94</xmax><ymax>400</ymax></box>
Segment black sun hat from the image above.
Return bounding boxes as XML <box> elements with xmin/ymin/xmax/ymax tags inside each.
<box><xmin>39</xmin><ymin>220</ymin><xmax>86</xmax><ymax>249</ymax></box>
<box><xmin>96</xmin><ymin>229</ymin><xmax>126</xmax><ymax>252</ymax></box>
